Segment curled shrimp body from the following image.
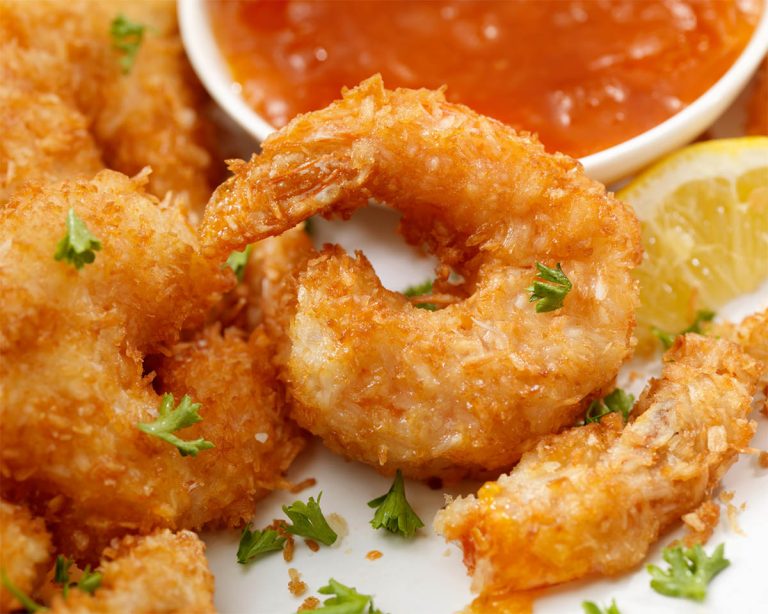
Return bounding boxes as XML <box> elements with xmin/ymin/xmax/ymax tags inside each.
<box><xmin>201</xmin><ymin>76</ymin><xmax>642</xmax><ymax>478</ymax></box>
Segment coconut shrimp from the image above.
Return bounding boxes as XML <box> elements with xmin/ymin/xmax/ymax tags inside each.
<box><xmin>0</xmin><ymin>501</ymin><xmax>52</xmax><ymax>612</ymax></box>
<box><xmin>200</xmin><ymin>75</ymin><xmax>642</xmax><ymax>478</ymax></box>
<box><xmin>49</xmin><ymin>530</ymin><xmax>215</xmax><ymax>614</ymax></box>
<box><xmin>0</xmin><ymin>171</ymin><xmax>303</xmax><ymax>561</ymax></box>
<box><xmin>434</xmin><ymin>334</ymin><xmax>761</xmax><ymax>594</ymax></box>
<box><xmin>0</xmin><ymin>0</ymin><xmax>216</xmax><ymax>213</ymax></box>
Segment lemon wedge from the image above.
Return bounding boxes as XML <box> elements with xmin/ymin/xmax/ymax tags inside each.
<box><xmin>617</xmin><ymin>137</ymin><xmax>768</xmax><ymax>353</ymax></box>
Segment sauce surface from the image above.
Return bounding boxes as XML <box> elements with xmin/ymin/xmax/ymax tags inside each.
<box><xmin>210</xmin><ymin>0</ymin><xmax>760</xmax><ymax>157</ymax></box>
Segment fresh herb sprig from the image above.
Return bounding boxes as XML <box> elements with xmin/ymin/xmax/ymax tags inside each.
<box><xmin>225</xmin><ymin>245</ymin><xmax>253</xmax><ymax>282</ymax></box>
<box><xmin>54</xmin><ymin>208</ymin><xmax>101</xmax><ymax>270</ymax></box>
<box><xmin>583</xmin><ymin>388</ymin><xmax>635</xmax><ymax>425</ymax></box>
<box><xmin>282</xmin><ymin>493</ymin><xmax>337</xmax><ymax>546</ymax></box>
<box><xmin>0</xmin><ymin>569</ymin><xmax>46</xmax><ymax>612</ymax></box>
<box><xmin>236</xmin><ymin>527</ymin><xmax>285</xmax><ymax>565</ymax></box>
<box><xmin>528</xmin><ymin>262</ymin><xmax>572</xmax><ymax>312</ymax></box>
<box><xmin>110</xmin><ymin>15</ymin><xmax>146</xmax><ymax>74</ymax></box>
<box><xmin>582</xmin><ymin>599</ymin><xmax>621</xmax><ymax>614</ymax></box>
<box><xmin>647</xmin><ymin>543</ymin><xmax>730</xmax><ymax>601</ymax></box>
<box><xmin>137</xmin><ymin>394</ymin><xmax>214</xmax><ymax>457</ymax></box>
<box><xmin>310</xmin><ymin>579</ymin><xmax>384</xmax><ymax>614</ymax></box>
<box><xmin>652</xmin><ymin>309</ymin><xmax>716</xmax><ymax>350</ymax></box>
<box><xmin>368</xmin><ymin>469</ymin><xmax>424</xmax><ymax>538</ymax></box>
<box><xmin>403</xmin><ymin>280</ymin><xmax>436</xmax><ymax>311</ymax></box>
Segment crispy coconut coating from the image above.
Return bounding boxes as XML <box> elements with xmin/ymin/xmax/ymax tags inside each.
<box><xmin>49</xmin><ymin>530</ymin><xmax>215</xmax><ymax>614</ymax></box>
<box><xmin>435</xmin><ymin>334</ymin><xmax>761</xmax><ymax>594</ymax></box>
<box><xmin>0</xmin><ymin>171</ymin><xmax>284</xmax><ymax>561</ymax></box>
<box><xmin>200</xmin><ymin>75</ymin><xmax>642</xmax><ymax>478</ymax></box>
<box><xmin>0</xmin><ymin>501</ymin><xmax>52</xmax><ymax>612</ymax></box>
<box><xmin>746</xmin><ymin>58</ymin><xmax>767</xmax><ymax>135</ymax></box>
<box><xmin>0</xmin><ymin>0</ymin><xmax>215</xmax><ymax>212</ymax></box>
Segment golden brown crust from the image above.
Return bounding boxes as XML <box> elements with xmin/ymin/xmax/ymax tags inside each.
<box><xmin>49</xmin><ymin>530</ymin><xmax>215</xmax><ymax>614</ymax></box>
<box><xmin>435</xmin><ymin>334</ymin><xmax>761</xmax><ymax>593</ymax></box>
<box><xmin>201</xmin><ymin>75</ymin><xmax>642</xmax><ymax>478</ymax></box>
<box><xmin>0</xmin><ymin>501</ymin><xmax>52</xmax><ymax>612</ymax></box>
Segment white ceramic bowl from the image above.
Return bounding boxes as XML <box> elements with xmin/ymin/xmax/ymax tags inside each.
<box><xmin>180</xmin><ymin>0</ymin><xmax>768</xmax><ymax>184</ymax></box>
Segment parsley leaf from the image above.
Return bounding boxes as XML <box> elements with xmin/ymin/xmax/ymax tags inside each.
<box><xmin>647</xmin><ymin>543</ymin><xmax>730</xmax><ymax>601</ymax></box>
<box><xmin>403</xmin><ymin>280</ymin><xmax>436</xmax><ymax>311</ymax></box>
<box><xmin>54</xmin><ymin>555</ymin><xmax>73</xmax><ymax>597</ymax></box>
<box><xmin>582</xmin><ymin>599</ymin><xmax>621</xmax><ymax>614</ymax></box>
<box><xmin>652</xmin><ymin>309</ymin><xmax>716</xmax><ymax>350</ymax></box>
<box><xmin>1</xmin><ymin>568</ymin><xmax>46</xmax><ymax>612</ymax></box>
<box><xmin>225</xmin><ymin>245</ymin><xmax>253</xmax><ymax>282</ymax></box>
<box><xmin>54</xmin><ymin>209</ymin><xmax>101</xmax><ymax>270</ymax></box>
<box><xmin>282</xmin><ymin>493</ymin><xmax>337</xmax><ymax>546</ymax></box>
<box><xmin>311</xmin><ymin>579</ymin><xmax>384</xmax><ymax>614</ymax></box>
<box><xmin>527</xmin><ymin>262</ymin><xmax>572</xmax><ymax>312</ymax></box>
<box><xmin>236</xmin><ymin>527</ymin><xmax>285</xmax><ymax>565</ymax></box>
<box><xmin>76</xmin><ymin>566</ymin><xmax>101</xmax><ymax>595</ymax></box>
<box><xmin>137</xmin><ymin>394</ymin><xmax>214</xmax><ymax>457</ymax></box>
<box><xmin>584</xmin><ymin>388</ymin><xmax>635</xmax><ymax>425</ymax></box>
<box><xmin>368</xmin><ymin>469</ymin><xmax>424</xmax><ymax>538</ymax></box>
<box><xmin>110</xmin><ymin>15</ymin><xmax>146</xmax><ymax>74</ymax></box>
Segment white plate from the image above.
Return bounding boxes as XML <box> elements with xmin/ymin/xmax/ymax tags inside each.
<box><xmin>202</xmin><ymin>203</ymin><xmax>768</xmax><ymax>613</ymax></box>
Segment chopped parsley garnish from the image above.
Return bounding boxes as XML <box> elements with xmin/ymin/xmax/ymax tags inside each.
<box><xmin>1</xmin><ymin>568</ymin><xmax>46</xmax><ymax>612</ymax></box>
<box><xmin>368</xmin><ymin>469</ymin><xmax>424</xmax><ymax>538</ymax></box>
<box><xmin>75</xmin><ymin>567</ymin><xmax>102</xmax><ymax>595</ymax></box>
<box><xmin>528</xmin><ymin>262</ymin><xmax>572</xmax><ymax>312</ymax></box>
<box><xmin>647</xmin><ymin>543</ymin><xmax>730</xmax><ymax>601</ymax></box>
<box><xmin>54</xmin><ymin>208</ymin><xmax>101</xmax><ymax>270</ymax></box>
<box><xmin>582</xmin><ymin>599</ymin><xmax>621</xmax><ymax>614</ymax></box>
<box><xmin>652</xmin><ymin>309</ymin><xmax>716</xmax><ymax>350</ymax></box>
<box><xmin>304</xmin><ymin>217</ymin><xmax>315</xmax><ymax>237</ymax></box>
<box><xmin>110</xmin><ymin>15</ymin><xmax>146</xmax><ymax>74</ymax></box>
<box><xmin>54</xmin><ymin>555</ymin><xmax>73</xmax><ymax>597</ymax></box>
<box><xmin>236</xmin><ymin>527</ymin><xmax>285</xmax><ymax>565</ymax></box>
<box><xmin>311</xmin><ymin>579</ymin><xmax>384</xmax><ymax>614</ymax></box>
<box><xmin>583</xmin><ymin>388</ymin><xmax>635</xmax><ymax>425</ymax></box>
<box><xmin>225</xmin><ymin>245</ymin><xmax>253</xmax><ymax>282</ymax></box>
<box><xmin>137</xmin><ymin>393</ymin><xmax>214</xmax><ymax>457</ymax></box>
<box><xmin>403</xmin><ymin>280</ymin><xmax>436</xmax><ymax>311</ymax></box>
<box><xmin>282</xmin><ymin>493</ymin><xmax>337</xmax><ymax>546</ymax></box>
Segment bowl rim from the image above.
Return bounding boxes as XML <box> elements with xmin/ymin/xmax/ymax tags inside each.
<box><xmin>179</xmin><ymin>0</ymin><xmax>768</xmax><ymax>183</ymax></box>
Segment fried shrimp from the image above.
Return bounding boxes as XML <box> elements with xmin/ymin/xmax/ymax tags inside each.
<box><xmin>0</xmin><ymin>0</ymin><xmax>216</xmax><ymax>213</ymax></box>
<box><xmin>200</xmin><ymin>76</ymin><xmax>642</xmax><ymax>478</ymax></box>
<box><xmin>435</xmin><ymin>334</ymin><xmax>761</xmax><ymax>594</ymax></box>
<box><xmin>0</xmin><ymin>171</ymin><xmax>300</xmax><ymax>561</ymax></box>
<box><xmin>49</xmin><ymin>530</ymin><xmax>215</xmax><ymax>614</ymax></box>
<box><xmin>0</xmin><ymin>501</ymin><xmax>52</xmax><ymax>612</ymax></box>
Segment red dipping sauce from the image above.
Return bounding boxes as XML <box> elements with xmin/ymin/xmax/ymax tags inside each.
<box><xmin>209</xmin><ymin>0</ymin><xmax>760</xmax><ymax>157</ymax></box>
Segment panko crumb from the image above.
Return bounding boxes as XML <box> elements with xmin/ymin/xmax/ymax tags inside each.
<box><xmin>288</xmin><ymin>568</ymin><xmax>307</xmax><ymax>597</ymax></box>
<box><xmin>289</xmin><ymin>478</ymin><xmax>317</xmax><ymax>494</ymax></box>
<box><xmin>267</xmin><ymin>519</ymin><xmax>295</xmax><ymax>562</ymax></box>
<box><xmin>719</xmin><ymin>491</ymin><xmax>746</xmax><ymax>536</ymax></box>
<box><xmin>298</xmin><ymin>596</ymin><xmax>320</xmax><ymax>611</ymax></box>
<box><xmin>304</xmin><ymin>539</ymin><xmax>320</xmax><ymax>552</ymax></box>
<box><xmin>366</xmin><ymin>550</ymin><xmax>383</xmax><ymax>561</ymax></box>
<box><xmin>681</xmin><ymin>500</ymin><xmax>720</xmax><ymax>546</ymax></box>
<box><xmin>327</xmin><ymin>513</ymin><xmax>348</xmax><ymax>540</ymax></box>
<box><xmin>759</xmin><ymin>451</ymin><xmax>768</xmax><ymax>468</ymax></box>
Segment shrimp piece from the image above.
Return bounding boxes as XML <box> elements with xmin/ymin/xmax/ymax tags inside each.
<box><xmin>49</xmin><ymin>530</ymin><xmax>215</xmax><ymax>614</ymax></box>
<box><xmin>0</xmin><ymin>171</ymin><xmax>299</xmax><ymax>561</ymax></box>
<box><xmin>746</xmin><ymin>58</ymin><xmax>767</xmax><ymax>135</ymax></box>
<box><xmin>200</xmin><ymin>76</ymin><xmax>642</xmax><ymax>478</ymax></box>
<box><xmin>434</xmin><ymin>335</ymin><xmax>761</xmax><ymax>594</ymax></box>
<box><xmin>0</xmin><ymin>0</ymin><xmax>216</xmax><ymax>213</ymax></box>
<box><xmin>0</xmin><ymin>501</ymin><xmax>52</xmax><ymax>612</ymax></box>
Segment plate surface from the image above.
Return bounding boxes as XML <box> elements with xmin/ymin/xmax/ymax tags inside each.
<box><xmin>203</xmin><ymin>204</ymin><xmax>768</xmax><ymax>614</ymax></box>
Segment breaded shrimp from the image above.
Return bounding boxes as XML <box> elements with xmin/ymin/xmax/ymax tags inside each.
<box><xmin>435</xmin><ymin>335</ymin><xmax>761</xmax><ymax>594</ymax></box>
<box><xmin>746</xmin><ymin>58</ymin><xmax>767</xmax><ymax>135</ymax></box>
<box><xmin>49</xmin><ymin>530</ymin><xmax>215</xmax><ymax>614</ymax></box>
<box><xmin>0</xmin><ymin>0</ymin><xmax>216</xmax><ymax>213</ymax></box>
<box><xmin>200</xmin><ymin>76</ymin><xmax>642</xmax><ymax>479</ymax></box>
<box><xmin>0</xmin><ymin>171</ymin><xmax>300</xmax><ymax>561</ymax></box>
<box><xmin>0</xmin><ymin>501</ymin><xmax>52</xmax><ymax>612</ymax></box>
